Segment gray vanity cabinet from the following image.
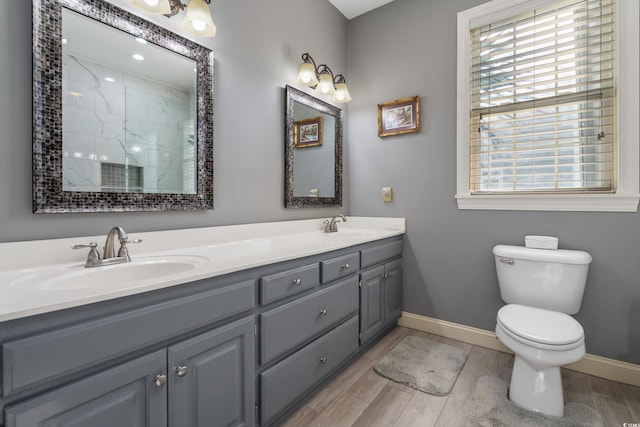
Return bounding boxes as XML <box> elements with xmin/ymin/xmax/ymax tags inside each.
<box><xmin>359</xmin><ymin>241</ymin><xmax>404</xmax><ymax>346</ymax></box>
<box><xmin>1</xmin><ymin>235</ymin><xmax>403</xmax><ymax>427</ymax></box>
<box><xmin>384</xmin><ymin>258</ymin><xmax>403</xmax><ymax>325</ymax></box>
<box><xmin>359</xmin><ymin>264</ymin><xmax>386</xmax><ymax>344</ymax></box>
<box><xmin>168</xmin><ymin>316</ymin><xmax>255</xmax><ymax>427</ymax></box>
<box><xmin>5</xmin><ymin>316</ymin><xmax>255</xmax><ymax>427</ymax></box>
<box><xmin>4</xmin><ymin>350</ymin><xmax>167</xmax><ymax>427</ymax></box>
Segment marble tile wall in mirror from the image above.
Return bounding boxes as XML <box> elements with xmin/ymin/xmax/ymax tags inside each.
<box><xmin>62</xmin><ymin>8</ymin><xmax>197</xmax><ymax>195</ymax></box>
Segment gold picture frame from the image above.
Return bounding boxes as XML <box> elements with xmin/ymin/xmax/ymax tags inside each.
<box><xmin>377</xmin><ymin>96</ymin><xmax>420</xmax><ymax>137</ymax></box>
<box><xmin>294</xmin><ymin>116</ymin><xmax>323</xmax><ymax>148</ymax></box>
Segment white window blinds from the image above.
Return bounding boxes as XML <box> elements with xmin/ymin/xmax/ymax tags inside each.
<box><xmin>469</xmin><ymin>0</ymin><xmax>615</xmax><ymax>194</ymax></box>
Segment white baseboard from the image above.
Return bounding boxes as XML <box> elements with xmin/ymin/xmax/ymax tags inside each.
<box><xmin>398</xmin><ymin>311</ymin><xmax>640</xmax><ymax>387</ymax></box>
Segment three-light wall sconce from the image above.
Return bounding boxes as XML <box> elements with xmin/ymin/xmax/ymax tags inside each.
<box><xmin>295</xmin><ymin>52</ymin><xmax>352</xmax><ymax>103</ymax></box>
<box><xmin>131</xmin><ymin>0</ymin><xmax>216</xmax><ymax>37</ymax></box>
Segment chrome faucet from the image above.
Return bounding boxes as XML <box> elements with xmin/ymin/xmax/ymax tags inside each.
<box><xmin>73</xmin><ymin>226</ymin><xmax>142</xmax><ymax>268</ymax></box>
<box><xmin>103</xmin><ymin>226</ymin><xmax>130</xmax><ymax>260</ymax></box>
<box><xmin>324</xmin><ymin>214</ymin><xmax>346</xmax><ymax>233</ymax></box>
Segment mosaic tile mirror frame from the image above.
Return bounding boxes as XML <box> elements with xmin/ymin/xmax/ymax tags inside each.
<box><xmin>284</xmin><ymin>85</ymin><xmax>343</xmax><ymax>208</ymax></box>
<box><xmin>32</xmin><ymin>0</ymin><xmax>214</xmax><ymax>213</ymax></box>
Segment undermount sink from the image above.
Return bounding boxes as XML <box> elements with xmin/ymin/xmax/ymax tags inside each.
<box><xmin>14</xmin><ymin>255</ymin><xmax>210</xmax><ymax>291</ymax></box>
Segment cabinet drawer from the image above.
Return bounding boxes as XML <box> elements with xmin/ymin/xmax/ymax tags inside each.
<box><xmin>260</xmin><ymin>276</ymin><xmax>358</xmax><ymax>365</ymax></box>
<box><xmin>260</xmin><ymin>315</ymin><xmax>358</xmax><ymax>425</ymax></box>
<box><xmin>321</xmin><ymin>252</ymin><xmax>359</xmax><ymax>284</ymax></box>
<box><xmin>2</xmin><ymin>280</ymin><xmax>255</xmax><ymax>397</ymax></box>
<box><xmin>260</xmin><ymin>263</ymin><xmax>319</xmax><ymax>305</ymax></box>
<box><xmin>360</xmin><ymin>239</ymin><xmax>403</xmax><ymax>268</ymax></box>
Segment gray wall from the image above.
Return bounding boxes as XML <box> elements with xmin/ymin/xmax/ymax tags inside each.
<box><xmin>0</xmin><ymin>0</ymin><xmax>347</xmax><ymax>243</ymax></box>
<box><xmin>347</xmin><ymin>0</ymin><xmax>640</xmax><ymax>364</ymax></box>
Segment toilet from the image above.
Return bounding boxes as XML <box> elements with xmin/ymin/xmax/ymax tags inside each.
<box><xmin>493</xmin><ymin>244</ymin><xmax>592</xmax><ymax>417</ymax></box>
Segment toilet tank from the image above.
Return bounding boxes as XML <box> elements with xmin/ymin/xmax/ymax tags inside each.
<box><xmin>493</xmin><ymin>245</ymin><xmax>592</xmax><ymax>315</ymax></box>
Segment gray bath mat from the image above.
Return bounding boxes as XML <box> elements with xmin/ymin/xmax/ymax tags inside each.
<box><xmin>374</xmin><ymin>335</ymin><xmax>469</xmax><ymax>396</ymax></box>
<box><xmin>462</xmin><ymin>376</ymin><xmax>604</xmax><ymax>427</ymax></box>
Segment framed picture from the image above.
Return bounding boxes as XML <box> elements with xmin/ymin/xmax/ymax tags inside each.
<box><xmin>377</xmin><ymin>96</ymin><xmax>421</xmax><ymax>137</ymax></box>
<box><xmin>294</xmin><ymin>116</ymin><xmax>323</xmax><ymax>148</ymax></box>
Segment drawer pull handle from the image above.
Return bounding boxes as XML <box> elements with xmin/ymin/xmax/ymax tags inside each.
<box><xmin>319</xmin><ymin>308</ymin><xmax>328</xmax><ymax>316</ymax></box>
<box><xmin>154</xmin><ymin>374</ymin><xmax>167</xmax><ymax>387</ymax></box>
<box><xmin>176</xmin><ymin>365</ymin><xmax>188</xmax><ymax>377</ymax></box>
<box><xmin>320</xmin><ymin>356</ymin><xmax>328</xmax><ymax>365</ymax></box>
<box><xmin>292</xmin><ymin>278</ymin><xmax>302</xmax><ymax>286</ymax></box>
<box><xmin>341</xmin><ymin>263</ymin><xmax>350</xmax><ymax>270</ymax></box>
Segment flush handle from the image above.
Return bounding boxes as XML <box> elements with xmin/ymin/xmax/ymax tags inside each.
<box><xmin>499</xmin><ymin>258</ymin><xmax>514</xmax><ymax>265</ymax></box>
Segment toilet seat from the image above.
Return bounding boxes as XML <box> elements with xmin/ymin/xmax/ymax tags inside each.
<box><xmin>497</xmin><ymin>304</ymin><xmax>584</xmax><ymax>350</ymax></box>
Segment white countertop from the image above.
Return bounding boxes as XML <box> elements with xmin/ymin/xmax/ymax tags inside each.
<box><xmin>0</xmin><ymin>217</ymin><xmax>405</xmax><ymax>322</ymax></box>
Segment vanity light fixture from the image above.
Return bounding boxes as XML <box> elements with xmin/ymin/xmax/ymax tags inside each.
<box><xmin>131</xmin><ymin>0</ymin><xmax>216</xmax><ymax>38</ymax></box>
<box><xmin>295</xmin><ymin>52</ymin><xmax>352</xmax><ymax>103</ymax></box>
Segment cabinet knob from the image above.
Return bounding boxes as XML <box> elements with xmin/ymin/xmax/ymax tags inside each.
<box><xmin>319</xmin><ymin>356</ymin><xmax>328</xmax><ymax>365</ymax></box>
<box><xmin>292</xmin><ymin>278</ymin><xmax>302</xmax><ymax>286</ymax></box>
<box><xmin>154</xmin><ymin>374</ymin><xmax>167</xmax><ymax>387</ymax></box>
<box><xmin>319</xmin><ymin>308</ymin><xmax>328</xmax><ymax>316</ymax></box>
<box><xmin>175</xmin><ymin>365</ymin><xmax>188</xmax><ymax>377</ymax></box>
<box><xmin>342</xmin><ymin>263</ymin><xmax>350</xmax><ymax>270</ymax></box>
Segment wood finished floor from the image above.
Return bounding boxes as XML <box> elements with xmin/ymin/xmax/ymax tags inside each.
<box><xmin>280</xmin><ymin>326</ymin><xmax>640</xmax><ymax>427</ymax></box>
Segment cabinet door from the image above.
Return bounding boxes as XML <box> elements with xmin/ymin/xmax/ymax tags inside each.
<box><xmin>4</xmin><ymin>350</ymin><xmax>167</xmax><ymax>427</ymax></box>
<box><xmin>384</xmin><ymin>258</ymin><xmax>403</xmax><ymax>326</ymax></box>
<box><xmin>168</xmin><ymin>316</ymin><xmax>255</xmax><ymax>427</ymax></box>
<box><xmin>359</xmin><ymin>265</ymin><xmax>385</xmax><ymax>345</ymax></box>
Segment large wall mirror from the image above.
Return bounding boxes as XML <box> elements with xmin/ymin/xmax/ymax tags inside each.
<box><xmin>284</xmin><ymin>85</ymin><xmax>342</xmax><ymax>208</ymax></box>
<box><xmin>32</xmin><ymin>0</ymin><xmax>214</xmax><ymax>213</ymax></box>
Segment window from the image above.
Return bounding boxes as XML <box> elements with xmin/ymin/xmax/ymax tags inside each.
<box><xmin>456</xmin><ymin>0</ymin><xmax>639</xmax><ymax>211</ymax></box>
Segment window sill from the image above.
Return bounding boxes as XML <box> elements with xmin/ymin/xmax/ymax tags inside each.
<box><xmin>455</xmin><ymin>193</ymin><xmax>640</xmax><ymax>212</ymax></box>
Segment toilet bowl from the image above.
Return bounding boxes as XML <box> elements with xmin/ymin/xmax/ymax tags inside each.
<box><xmin>493</xmin><ymin>243</ymin><xmax>591</xmax><ymax>417</ymax></box>
<box><xmin>496</xmin><ymin>304</ymin><xmax>585</xmax><ymax>417</ymax></box>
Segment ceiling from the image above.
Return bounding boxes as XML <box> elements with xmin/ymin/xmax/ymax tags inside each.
<box><xmin>328</xmin><ymin>0</ymin><xmax>396</xmax><ymax>19</ymax></box>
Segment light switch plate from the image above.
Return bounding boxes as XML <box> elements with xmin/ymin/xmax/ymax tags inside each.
<box><xmin>382</xmin><ymin>187</ymin><xmax>393</xmax><ymax>202</ymax></box>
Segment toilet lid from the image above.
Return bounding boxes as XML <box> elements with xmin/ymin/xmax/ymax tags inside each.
<box><xmin>497</xmin><ymin>304</ymin><xmax>584</xmax><ymax>346</ymax></box>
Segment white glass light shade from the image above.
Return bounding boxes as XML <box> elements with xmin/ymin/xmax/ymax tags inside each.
<box><xmin>182</xmin><ymin>0</ymin><xmax>217</xmax><ymax>37</ymax></box>
<box><xmin>131</xmin><ymin>0</ymin><xmax>171</xmax><ymax>14</ymax></box>
<box><xmin>315</xmin><ymin>73</ymin><xmax>335</xmax><ymax>96</ymax></box>
<box><xmin>295</xmin><ymin>62</ymin><xmax>319</xmax><ymax>87</ymax></box>
<box><xmin>333</xmin><ymin>82</ymin><xmax>352</xmax><ymax>103</ymax></box>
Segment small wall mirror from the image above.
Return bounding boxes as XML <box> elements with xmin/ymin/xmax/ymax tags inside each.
<box><xmin>284</xmin><ymin>85</ymin><xmax>342</xmax><ymax>208</ymax></box>
<box><xmin>33</xmin><ymin>0</ymin><xmax>213</xmax><ymax>213</ymax></box>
